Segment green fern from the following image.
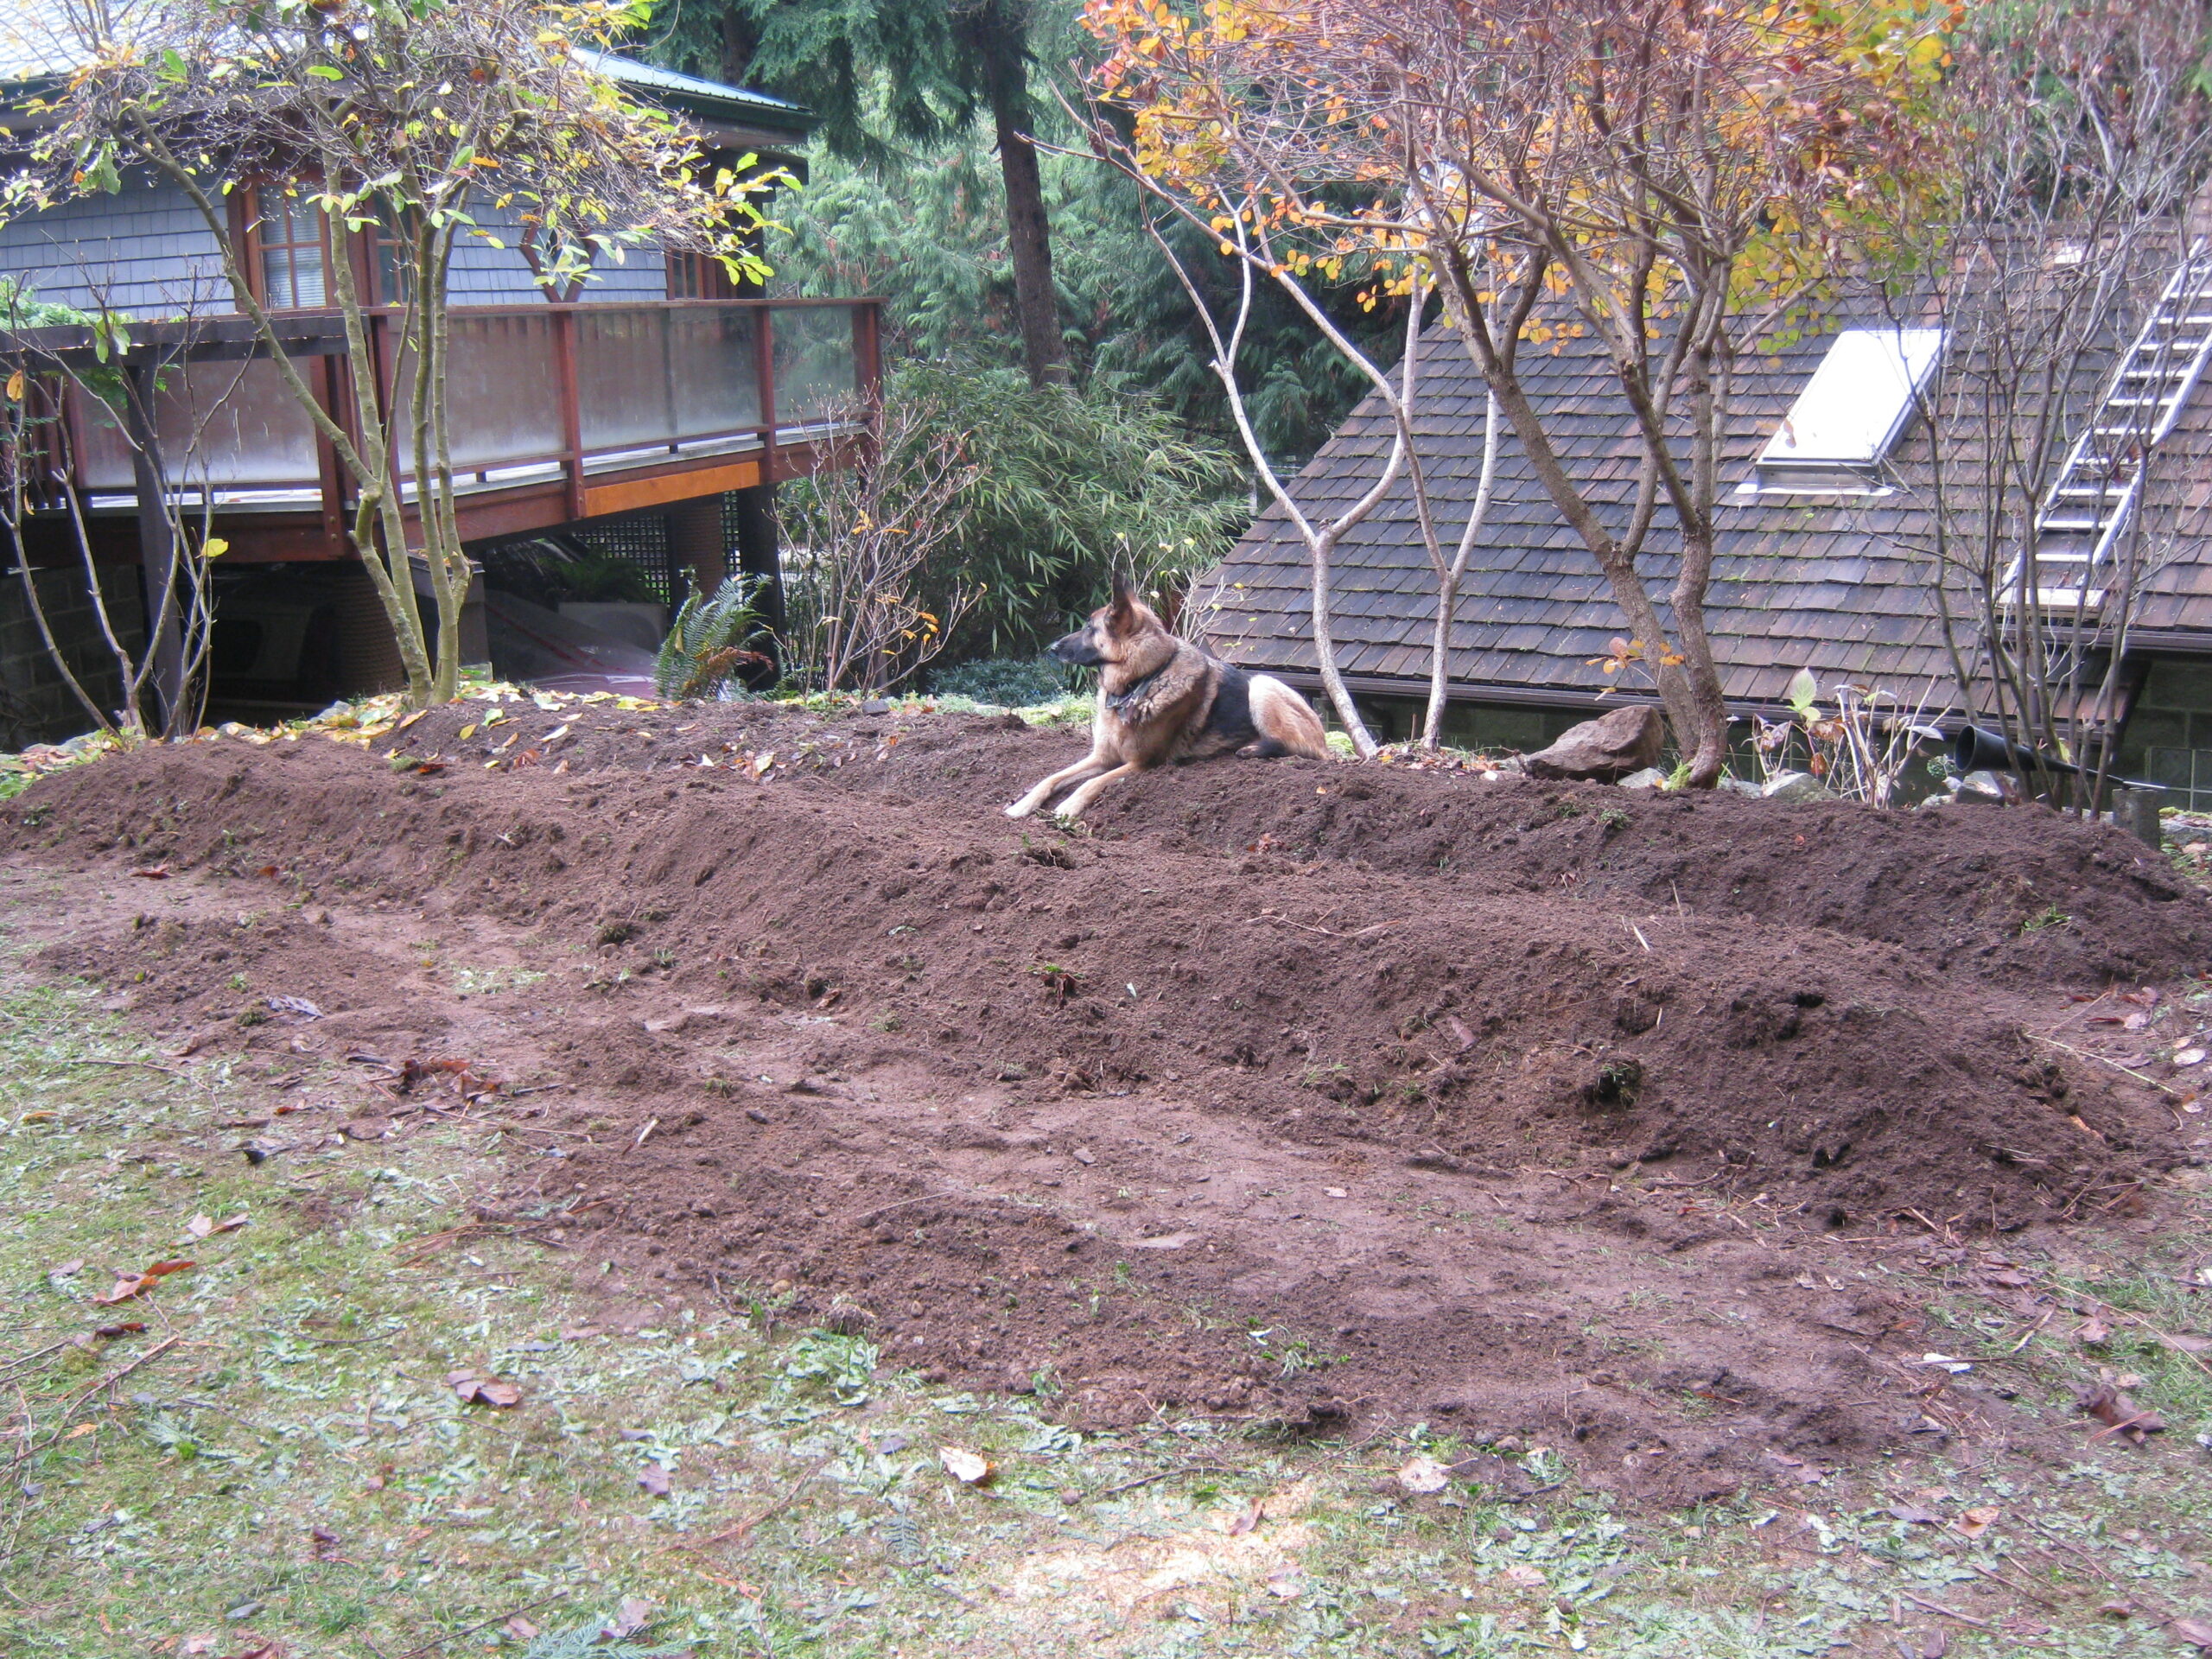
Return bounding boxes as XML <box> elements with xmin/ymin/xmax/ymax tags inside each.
<box><xmin>654</xmin><ymin>575</ymin><xmax>769</xmax><ymax>702</ymax></box>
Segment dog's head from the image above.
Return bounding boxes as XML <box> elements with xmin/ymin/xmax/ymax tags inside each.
<box><xmin>1049</xmin><ymin>575</ymin><xmax>1166</xmax><ymax>669</ymax></box>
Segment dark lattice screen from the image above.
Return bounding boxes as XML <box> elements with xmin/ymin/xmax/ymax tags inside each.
<box><xmin>566</xmin><ymin>513</ymin><xmax>675</xmax><ymax>605</ymax></box>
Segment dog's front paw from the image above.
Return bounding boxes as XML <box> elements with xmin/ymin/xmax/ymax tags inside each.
<box><xmin>1052</xmin><ymin>806</ymin><xmax>1084</xmax><ymax>826</ymax></box>
<box><xmin>1004</xmin><ymin>800</ymin><xmax>1035</xmax><ymax>819</ymax></box>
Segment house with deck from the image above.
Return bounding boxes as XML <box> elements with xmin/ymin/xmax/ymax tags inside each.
<box><xmin>1207</xmin><ymin>245</ymin><xmax>2212</xmax><ymax>805</ymax></box>
<box><xmin>0</xmin><ymin>8</ymin><xmax>879</xmax><ymax>740</ymax></box>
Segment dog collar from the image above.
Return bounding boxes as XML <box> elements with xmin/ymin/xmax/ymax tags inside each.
<box><xmin>1104</xmin><ymin>664</ymin><xmax>1166</xmax><ymax>715</ymax></box>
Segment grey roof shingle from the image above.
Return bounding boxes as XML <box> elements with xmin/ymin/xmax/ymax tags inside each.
<box><xmin>1210</xmin><ymin>301</ymin><xmax>2212</xmax><ymax>710</ymax></box>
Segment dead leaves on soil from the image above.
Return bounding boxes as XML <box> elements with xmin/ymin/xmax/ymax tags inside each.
<box><xmin>91</xmin><ymin>1257</ymin><xmax>194</xmax><ymax>1306</ymax></box>
<box><xmin>938</xmin><ymin>1446</ymin><xmax>994</xmax><ymax>1485</ymax></box>
<box><xmin>447</xmin><ymin>1370</ymin><xmax>523</xmax><ymax>1408</ymax></box>
<box><xmin>2078</xmin><ymin>1381</ymin><xmax>2165</xmax><ymax>1444</ymax></box>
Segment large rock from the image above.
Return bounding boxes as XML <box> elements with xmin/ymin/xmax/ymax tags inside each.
<box><xmin>1522</xmin><ymin>705</ymin><xmax>1665</xmax><ymax>783</ymax></box>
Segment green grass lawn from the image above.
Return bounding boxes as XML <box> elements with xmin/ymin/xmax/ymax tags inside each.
<box><xmin>3</xmin><ymin>965</ymin><xmax>2210</xmax><ymax>1658</ymax></box>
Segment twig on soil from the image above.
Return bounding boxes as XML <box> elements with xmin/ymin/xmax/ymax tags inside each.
<box><xmin>1248</xmin><ymin>915</ymin><xmax>1401</xmax><ymax>940</ymax></box>
<box><xmin>64</xmin><ymin>1057</ymin><xmax>176</xmax><ymax>1075</ymax></box>
<box><xmin>11</xmin><ymin>1336</ymin><xmax>182</xmax><ymax>1466</ymax></box>
<box><xmin>705</xmin><ymin>1455</ymin><xmax>835</xmax><ymax>1546</ymax></box>
<box><xmin>391</xmin><ymin>1591</ymin><xmax>569</xmax><ymax>1659</ymax></box>
<box><xmin>2027</xmin><ymin>1033</ymin><xmax>2186</xmax><ymax>1099</ymax></box>
<box><xmin>1898</xmin><ymin>1592</ymin><xmax>1990</xmax><ymax>1629</ymax></box>
<box><xmin>506</xmin><ymin>1083</ymin><xmax>574</xmax><ymax>1098</ymax></box>
<box><xmin>1081</xmin><ymin>1459</ymin><xmax>1235</xmax><ymax>1503</ymax></box>
<box><xmin>1970</xmin><ymin>1560</ymin><xmax>2062</xmax><ymax>1612</ymax></box>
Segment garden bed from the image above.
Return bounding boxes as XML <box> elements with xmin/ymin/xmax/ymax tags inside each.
<box><xmin>9</xmin><ymin>700</ymin><xmax>2210</xmax><ymax>1502</ymax></box>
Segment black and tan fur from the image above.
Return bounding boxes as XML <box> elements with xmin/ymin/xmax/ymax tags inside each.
<box><xmin>1006</xmin><ymin>577</ymin><xmax>1331</xmax><ymax>822</ymax></box>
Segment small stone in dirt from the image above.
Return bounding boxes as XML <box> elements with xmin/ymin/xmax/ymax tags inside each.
<box><xmin>1761</xmin><ymin>772</ymin><xmax>1833</xmax><ymax>804</ymax></box>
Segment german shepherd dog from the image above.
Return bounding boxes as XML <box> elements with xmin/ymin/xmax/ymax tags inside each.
<box><xmin>1006</xmin><ymin>576</ymin><xmax>1332</xmax><ymax>822</ymax></box>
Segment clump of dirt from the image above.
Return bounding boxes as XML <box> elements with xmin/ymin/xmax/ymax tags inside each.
<box><xmin>8</xmin><ymin>712</ymin><xmax>2206</xmax><ymax>1501</ymax></box>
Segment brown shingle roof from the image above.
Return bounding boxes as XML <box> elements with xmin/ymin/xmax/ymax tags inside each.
<box><xmin>1207</xmin><ymin>302</ymin><xmax>2212</xmax><ymax>710</ymax></box>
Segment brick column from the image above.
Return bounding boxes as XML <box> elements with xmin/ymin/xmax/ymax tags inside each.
<box><xmin>664</xmin><ymin>494</ymin><xmax>728</xmax><ymax>605</ymax></box>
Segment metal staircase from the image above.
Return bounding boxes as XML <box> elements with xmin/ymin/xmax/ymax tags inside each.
<box><xmin>2015</xmin><ymin>239</ymin><xmax>2212</xmax><ymax>612</ymax></box>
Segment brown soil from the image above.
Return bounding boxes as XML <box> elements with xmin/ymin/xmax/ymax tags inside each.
<box><xmin>8</xmin><ymin>702</ymin><xmax>2209</xmax><ymax>1504</ymax></box>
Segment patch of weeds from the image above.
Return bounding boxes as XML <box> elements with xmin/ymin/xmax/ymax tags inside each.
<box><xmin>775</xmin><ymin>1329</ymin><xmax>880</xmax><ymax>1407</ymax></box>
<box><xmin>453</xmin><ymin>964</ymin><xmax>549</xmax><ymax>996</ymax></box>
<box><xmin>1030</xmin><ymin>962</ymin><xmax>1079</xmax><ymax>1003</ymax></box>
<box><xmin>2021</xmin><ymin>903</ymin><xmax>2072</xmax><ymax>935</ymax></box>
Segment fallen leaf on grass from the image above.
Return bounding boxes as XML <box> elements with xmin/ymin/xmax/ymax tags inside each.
<box><xmin>938</xmin><ymin>1446</ymin><xmax>993</xmax><ymax>1484</ymax></box>
<box><xmin>92</xmin><ymin>1258</ymin><xmax>194</xmax><ymax>1306</ymax></box>
<box><xmin>92</xmin><ymin>1321</ymin><xmax>146</xmax><ymax>1338</ymax></box>
<box><xmin>1226</xmin><ymin>1497</ymin><xmax>1265</xmax><ymax>1535</ymax></box>
<box><xmin>181</xmin><ymin>1638</ymin><xmax>218</xmax><ymax>1656</ymax></box>
<box><xmin>1499</xmin><ymin>1563</ymin><xmax>1547</xmax><ymax>1589</ymax></box>
<box><xmin>2162</xmin><ymin>1332</ymin><xmax>2212</xmax><ymax>1355</ymax></box>
<box><xmin>446</xmin><ymin>1371</ymin><xmax>522</xmax><ymax>1408</ymax></box>
<box><xmin>638</xmin><ymin>1464</ymin><xmax>671</xmax><ymax>1497</ymax></box>
<box><xmin>608</xmin><ymin>1597</ymin><xmax>654</xmax><ymax>1639</ymax></box>
<box><xmin>1263</xmin><ymin>1566</ymin><xmax>1302</xmax><ymax>1599</ymax></box>
<box><xmin>65</xmin><ymin>1422</ymin><xmax>95</xmax><ymax>1440</ymax></box>
<box><xmin>1999</xmin><ymin>1616</ymin><xmax>2052</xmax><ymax>1638</ymax></box>
<box><xmin>1396</xmin><ymin>1456</ymin><xmax>1450</xmax><ymax>1495</ymax></box>
<box><xmin>2075</xmin><ymin>1317</ymin><xmax>2113</xmax><ymax>1346</ymax></box>
<box><xmin>130</xmin><ymin>865</ymin><xmax>170</xmax><ymax>880</ymax></box>
<box><xmin>185</xmin><ymin>1213</ymin><xmax>248</xmax><ymax>1239</ymax></box>
<box><xmin>1889</xmin><ymin>1502</ymin><xmax>1942</xmax><ymax>1526</ymax></box>
<box><xmin>502</xmin><ymin>1617</ymin><xmax>542</xmax><ymax>1641</ymax></box>
<box><xmin>2171</xmin><ymin>1617</ymin><xmax>2212</xmax><ymax>1649</ymax></box>
<box><xmin>1953</xmin><ymin>1504</ymin><xmax>1999</xmax><ymax>1539</ymax></box>
<box><xmin>2079</xmin><ymin>1382</ymin><xmax>2164</xmax><ymax>1443</ymax></box>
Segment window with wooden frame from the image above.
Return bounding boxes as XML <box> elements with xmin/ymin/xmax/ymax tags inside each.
<box><xmin>247</xmin><ymin>187</ymin><xmax>331</xmax><ymax>309</ymax></box>
<box><xmin>666</xmin><ymin>248</ymin><xmax>737</xmax><ymax>301</ymax></box>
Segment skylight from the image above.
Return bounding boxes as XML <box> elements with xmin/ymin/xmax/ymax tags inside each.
<box><xmin>1751</xmin><ymin>327</ymin><xmax>1945</xmax><ymax>492</ymax></box>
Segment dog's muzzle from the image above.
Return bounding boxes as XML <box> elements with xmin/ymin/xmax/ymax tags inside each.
<box><xmin>1049</xmin><ymin>631</ymin><xmax>1103</xmax><ymax>667</ymax></box>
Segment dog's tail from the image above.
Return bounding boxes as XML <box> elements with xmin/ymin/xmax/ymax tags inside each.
<box><xmin>1249</xmin><ymin>674</ymin><xmax>1333</xmax><ymax>760</ymax></box>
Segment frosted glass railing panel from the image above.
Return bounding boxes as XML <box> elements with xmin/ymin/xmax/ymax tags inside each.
<box><xmin>438</xmin><ymin>313</ymin><xmax>563</xmax><ymax>471</ymax></box>
<box><xmin>74</xmin><ymin>358</ymin><xmax>321</xmax><ymax>491</ymax></box>
<box><xmin>772</xmin><ymin>305</ymin><xmax>860</xmax><ymax>426</ymax></box>
<box><xmin>668</xmin><ymin>308</ymin><xmax>760</xmax><ymax>442</ymax></box>
<box><xmin>575</xmin><ymin>308</ymin><xmax>677</xmax><ymax>452</ymax></box>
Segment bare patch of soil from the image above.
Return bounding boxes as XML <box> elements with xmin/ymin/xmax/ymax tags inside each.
<box><xmin>7</xmin><ymin>707</ymin><xmax>2208</xmax><ymax>1504</ymax></box>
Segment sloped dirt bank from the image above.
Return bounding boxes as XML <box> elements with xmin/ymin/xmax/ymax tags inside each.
<box><xmin>6</xmin><ymin>712</ymin><xmax>2209</xmax><ymax>1503</ymax></box>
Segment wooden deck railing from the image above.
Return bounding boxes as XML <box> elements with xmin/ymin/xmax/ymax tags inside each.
<box><xmin>11</xmin><ymin>297</ymin><xmax>880</xmax><ymax>551</ymax></box>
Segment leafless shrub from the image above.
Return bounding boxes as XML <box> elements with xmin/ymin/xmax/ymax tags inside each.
<box><xmin>779</xmin><ymin>399</ymin><xmax>981</xmax><ymax>696</ymax></box>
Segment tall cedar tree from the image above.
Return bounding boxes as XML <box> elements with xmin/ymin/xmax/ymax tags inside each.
<box><xmin>690</xmin><ymin>0</ymin><xmax>1069</xmax><ymax>387</ymax></box>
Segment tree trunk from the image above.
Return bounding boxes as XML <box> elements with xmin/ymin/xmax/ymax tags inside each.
<box><xmin>986</xmin><ymin>69</ymin><xmax>1066</xmax><ymax>388</ymax></box>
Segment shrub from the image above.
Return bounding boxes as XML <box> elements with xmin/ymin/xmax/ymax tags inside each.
<box><xmin>781</xmin><ymin>362</ymin><xmax>1247</xmax><ymax>664</ymax></box>
<box><xmin>929</xmin><ymin>656</ymin><xmax>1071</xmax><ymax>707</ymax></box>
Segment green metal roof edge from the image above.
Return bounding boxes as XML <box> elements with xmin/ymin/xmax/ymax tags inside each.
<box><xmin>576</xmin><ymin>48</ymin><xmax>817</xmax><ymax>137</ymax></box>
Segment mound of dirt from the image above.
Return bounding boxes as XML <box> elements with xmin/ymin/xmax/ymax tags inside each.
<box><xmin>7</xmin><ymin>712</ymin><xmax>2206</xmax><ymax>1496</ymax></box>
<box><xmin>14</xmin><ymin>716</ymin><xmax>2195</xmax><ymax>1229</ymax></box>
<box><xmin>391</xmin><ymin>698</ymin><xmax>2212</xmax><ymax>987</ymax></box>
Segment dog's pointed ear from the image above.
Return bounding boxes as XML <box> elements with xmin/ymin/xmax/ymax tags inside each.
<box><xmin>1109</xmin><ymin>573</ymin><xmax>1137</xmax><ymax>626</ymax></box>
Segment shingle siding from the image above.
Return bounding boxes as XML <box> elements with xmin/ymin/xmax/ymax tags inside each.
<box><xmin>0</xmin><ymin>176</ymin><xmax>228</xmax><ymax>317</ymax></box>
<box><xmin>0</xmin><ymin>180</ymin><xmax>674</xmax><ymax>316</ymax></box>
